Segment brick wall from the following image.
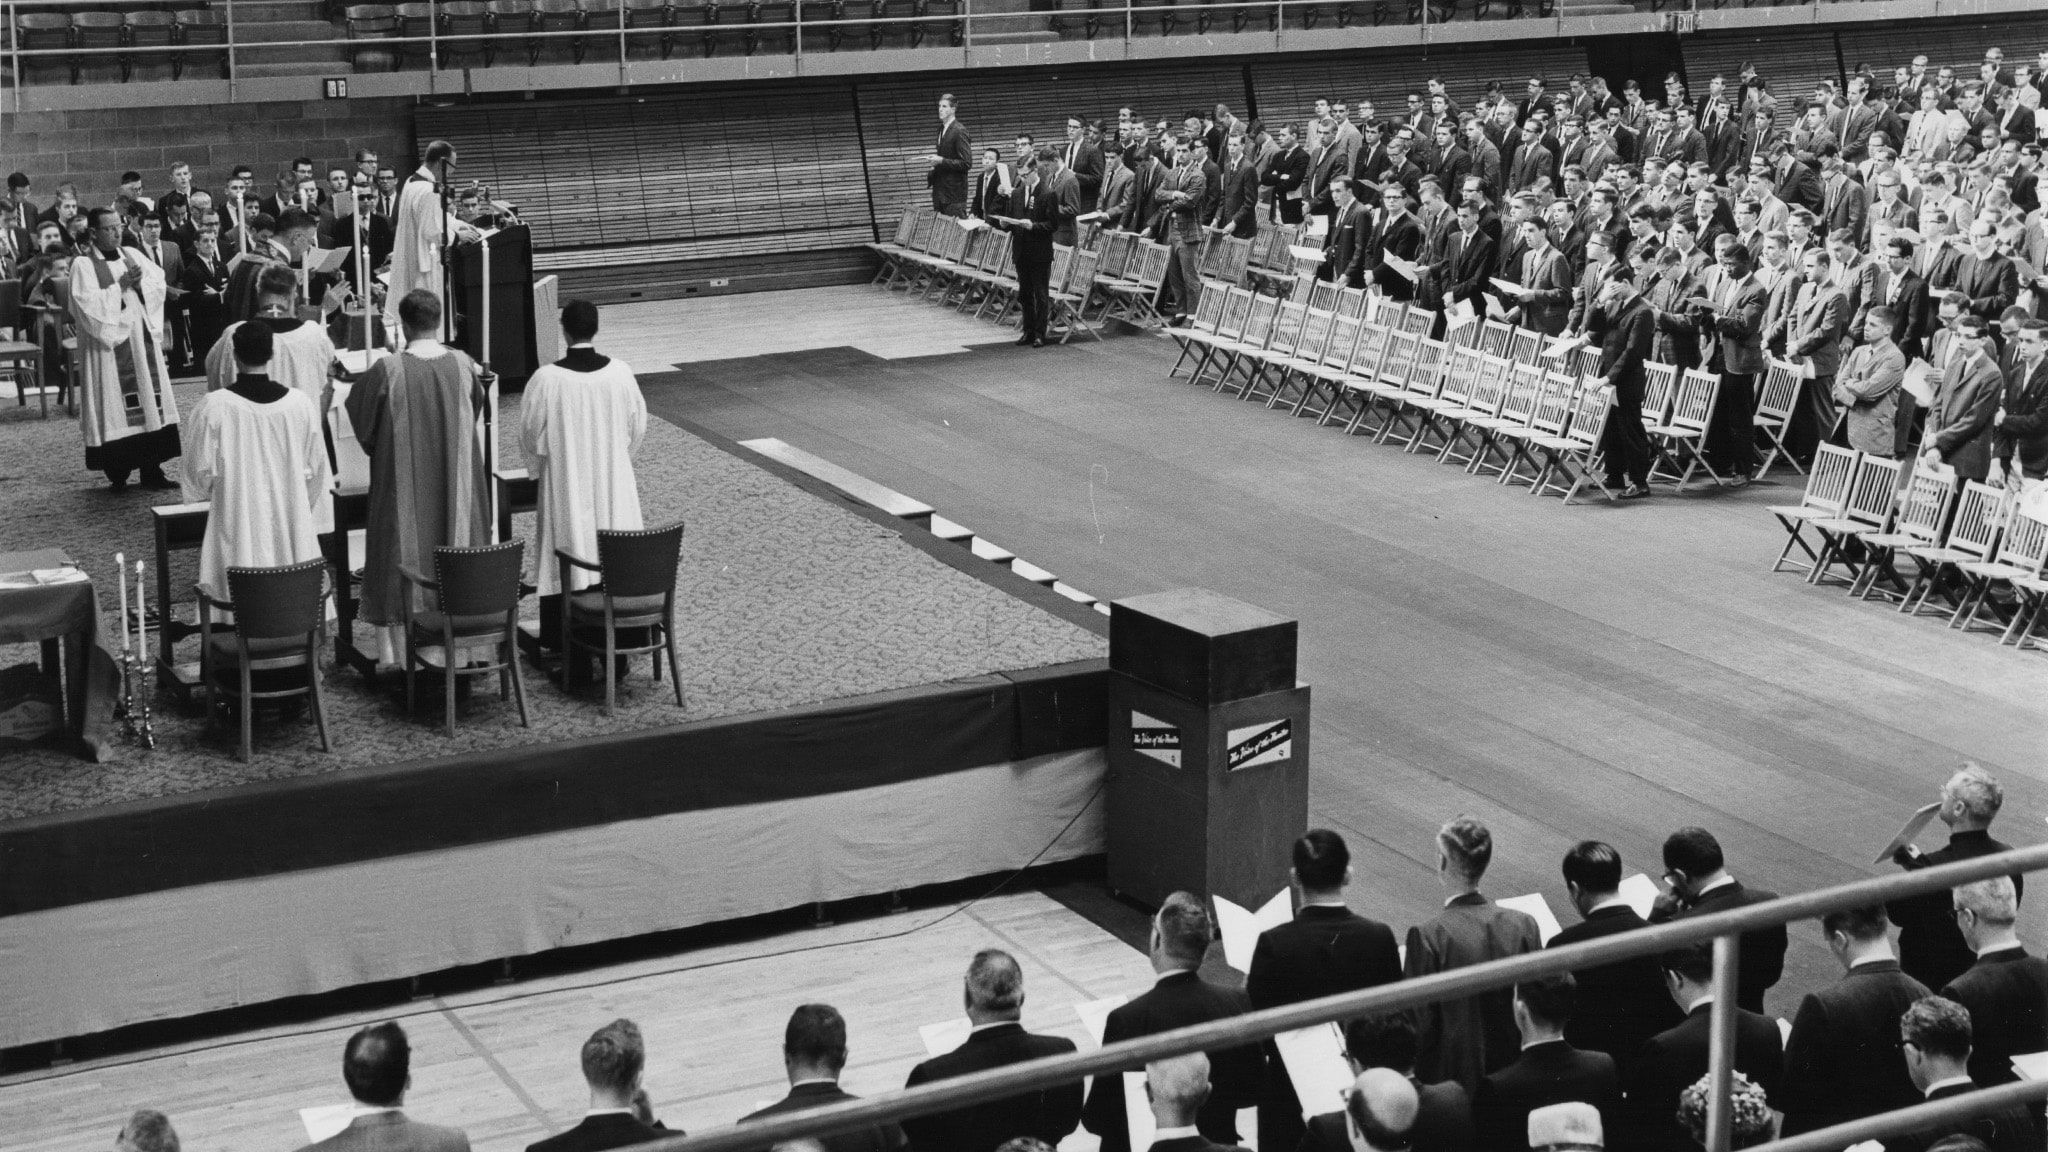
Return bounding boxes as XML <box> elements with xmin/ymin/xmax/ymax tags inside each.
<box><xmin>0</xmin><ymin>96</ymin><xmax>414</xmax><ymax>208</ymax></box>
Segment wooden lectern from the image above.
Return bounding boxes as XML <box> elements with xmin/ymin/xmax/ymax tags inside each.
<box><xmin>1105</xmin><ymin>588</ymin><xmax>1310</xmax><ymax>911</ymax></box>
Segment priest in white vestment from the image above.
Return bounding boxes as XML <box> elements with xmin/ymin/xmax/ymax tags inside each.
<box><xmin>519</xmin><ymin>298</ymin><xmax>647</xmax><ymax>648</ymax></box>
<box><xmin>387</xmin><ymin>141</ymin><xmax>475</xmax><ymax>338</ymax></box>
<box><xmin>181</xmin><ymin>322</ymin><xmax>331</xmax><ymax>603</ymax></box>
<box><xmin>70</xmin><ymin>207</ymin><xmax>180</xmax><ymax>491</ymax></box>
<box><xmin>202</xmin><ymin>263</ymin><xmax>342</xmax><ymax>534</ymax></box>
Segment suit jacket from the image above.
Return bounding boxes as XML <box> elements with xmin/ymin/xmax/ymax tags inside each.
<box><xmin>1882</xmin><ymin>271</ymin><xmax>1929</xmax><ymax>366</ymax></box>
<box><xmin>1407</xmin><ymin>894</ymin><xmax>1543</xmax><ymax>1094</ymax></box>
<box><xmin>1322</xmin><ymin>202</ymin><xmax>1371</xmax><ymax>287</ymax></box>
<box><xmin>1824</xmin><ymin>174</ymin><xmax>1868</xmax><ymax>240</ymax></box>
<box><xmin>135</xmin><ymin>238</ymin><xmax>184</xmax><ymax>303</ymax></box>
<box><xmin>295</xmin><ymin>1111</ymin><xmax>470</xmax><ymax>1152</ymax></box>
<box><xmin>1064</xmin><ymin>137</ymin><xmax>1105</xmax><ymax>211</ymax></box>
<box><xmin>1779</xmin><ymin>960</ymin><xmax>1931</xmax><ymax>1135</ymax></box>
<box><xmin>1788</xmin><ymin>281</ymin><xmax>1850</xmax><ymax>375</ymax></box>
<box><xmin>1926</xmin><ymin>352</ymin><xmax>2006</xmax><ymax>480</ymax></box>
<box><xmin>1834</xmin><ymin>340</ymin><xmax>1908</xmax><ymax>456</ymax></box>
<box><xmin>1890</xmin><ymin>830</ymin><xmax>2025</xmax><ymax>990</ymax></box>
<box><xmin>740</xmin><ymin>1083</ymin><xmax>907</xmax><ymax>1152</ymax></box>
<box><xmin>1508</xmin><ymin>143</ymin><xmax>1553</xmax><ymax>194</ymax></box>
<box><xmin>1696</xmin><ymin>274</ymin><xmax>1771</xmax><ymax>377</ymax></box>
<box><xmin>1943</xmin><ymin>948</ymin><xmax>2048</xmax><ymax>1089</ymax></box>
<box><xmin>1627</xmin><ymin>1004</ymin><xmax>1785</xmax><ymax>1152</ymax></box>
<box><xmin>1306</xmin><ymin>147</ymin><xmax>1345</xmax><ymax>215</ymax></box>
<box><xmin>525</xmin><ymin>1113</ymin><xmax>670</xmax><ymax>1152</ymax></box>
<box><xmin>1995</xmin><ymin>357</ymin><xmax>2048</xmax><ymax>478</ymax></box>
<box><xmin>929</xmin><ymin>120</ymin><xmax>973</xmax><ymax>209</ymax></box>
<box><xmin>1262</xmin><ymin>146</ymin><xmax>1310</xmax><ymax>206</ymax></box>
<box><xmin>1518</xmin><ymin>246</ymin><xmax>1574</xmax><ymax>336</ymax></box>
<box><xmin>1250</xmin><ymin>904</ymin><xmax>1403</xmax><ymax>1151</ymax></box>
<box><xmin>1438</xmin><ymin>228</ymin><xmax>1498</xmax><ymax>309</ymax></box>
<box><xmin>1299</xmin><ymin>1079</ymin><xmax>1473</xmax><ymax>1152</ymax></box>
<box><xmin>1082</xmin><ymin>972</ymin><xmax>1262</xmax><ymax>1152</ymax></box>
<box><xmin>1475</xmin><ymin>1041</ymin><xmax>1619</xmax><ymax>1152</ymax></box>
<box><xmin>1887</xmin><ymin>1082</ymin><xmax>2042</xmax><ymax>1152</ymax></box>
<box><xmin>1361</xmin><ymin>211</ymin><xmax>1424</xmax><ymax>301</ymax></box>
<box><xmin>1650</xmin><ymin>882</ymin><xmax>1786</xmax><ymax>1012</ymax></box>
<box><xmin>1004</xmin><ymin>179</ymin><xmax>1064</xmax><ymax>263</ymax></box>
<box><xmin>903</xmin><ymin>1022</ymin><xmax>1083</xmax><ymax>1152</ymax></box>
<box><xmin>1958</xmin><ymin>251</ymin><xmax>2021</xmax><ymax>319</ymax></box>
<box><xmin>1551</xmin><ymin>905</ymin><xmax>1684</xmax><ymax>1061</ymax></box>
<box><xmin>1213</xmin><ymin>161</ymin><xmax>1260</xmax><ymax>238</ymax></box>
<box><xmin>971</xmin><ymin>166</ymin><xmax>1013</xmax><ymax>221</ymax></box>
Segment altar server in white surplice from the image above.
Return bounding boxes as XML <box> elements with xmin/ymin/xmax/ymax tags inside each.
<box><xmin>519</xmin><ymin>298</ymin><xmax>646</xmax><ymax>645</ymax></box>
<box><xmin>182</xmin><ymin>322</ymin><xmax>331</xmax><ymax>601</ymax></box>
<box><xmin>202</xmin><ymin>264</ymin><xmax>342</xmax><ymax>532</ymax></box>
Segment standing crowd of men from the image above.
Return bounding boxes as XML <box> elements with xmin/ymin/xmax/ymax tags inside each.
<box><xmin>924</xmin><ymin>50</ymin><xmax>2048</xmax><ymax>497</ymax></box>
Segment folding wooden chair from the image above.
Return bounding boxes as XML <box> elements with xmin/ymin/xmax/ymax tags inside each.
<box><xmin>1951</xmin><ymin>506</ymin><xmax>2048</xmax><ymax>638</ymax></box>
<box><xmin>1396</xmin><ymin>307</ymin><xmax>1433</xmax><ymax>337</ymax></box>
<box><xmin>1469</xmin><ymin>363</ymin><xmax>1548</xmax><ymax>479</ymax></box>
<box><xmin>1803</xmin><ymin>454</ymin><xmax>1906</xmax><ymax>587</ymax></box>
<box><xmin>1898</xmin><ymin>481</ymin><xmax>2007</xmax><ymax>618</ymax></box>
<box><xmin>1566</xmin><ymin>343</ymin><xmax>1602</xmax><ymax>381</ymax></box>
<box><xmin>1380</xmin><ymin>337</ymin><xmax>1453</xmax><ymax>450</ymax></box>
<box><xmin>1476</xmin><ymin>318</ymin><xmax>1515</xmax><ymax>358</ymax></box>
<box><xmin>1336</xmin><ymin>287</ymin><xmax>1370</xmax><ymax>321</ymax></box>
<box><xmin>1186</xmin><ymin>287</ymin><xmax>1257</xmax><ymax>387</ymax></box>
<box><xmin>1260</xmin><ymin>306</ymin><xmax>1335</xmax><ymax>409</ymax></box>
<box><xmin>1166</xmin><ymin>281</ymin><xmax>1231</xmax><ymax>376</ymax></box>
<box><xmin>1367</xmin><ymin>295</ymin><xmax>1406</xmax><ymax>330</ymax></box>
<box><xmin>1506</xmin><ymin>327</ymin><xmax>1543</xmax><ymax>365</ymax></box>
<box><xmin>1848</xmin><ymin>464</ymin><xmax>1958</xmax><ymax>602</ymax></box>
<box><xmin>1209</xmin><ymin>293</ymin><xmax>1280</xmax><ymax>393</ymax></box>
<box><xmin>1436</xmin><ymin>353</ymin><xmax>1514</xmax><ymax>468</ymax></box>
<box><xmin>1317</xmin><ymin>321</ymin><xmax>1391</xmax><ymax>429</ymax></box>
<box><xmin>1412</xmin><ymin>345</ymin><xmax>1483</xmax><ymax>454</ymax></box>
<box><xmin>1293</xmin><ymin>313</ymin><xmax>1365</xmax><ymax>419</ymax></box>
<box><xmin>1238</xmin><ymin>299</ymin><xmax>1306</xmax><ymax>402</ymax></box>
<box><xmin>1497</xmin><ymin>371</ymin><xmax>1576</xmax><ymax>486</ymax></box>
<box><xmin>1051</xmin><ymin>248</ymin><xmax>1102</xmax><ymax>342</ymax></box>
<box><xmin>1529</xmin><ymin>381</ymin><xmax>1617</xmax><ymax>504</ymax></box>
<box><xmin>1766</xmin><ymin>443</ymin><xmax>1861</xmax><ymax>576</ymax></box>
<box><xmin>1345</xmin><ymin>329</ymin><xmax>1420</xmax><ymax>438</ymax></box>
<box><xmin>1640</xmin><ymin>362</ymin><xmax>1678</xmax><ymax>435</ymax></box>
<box><xmin>1753</xmin><ymin>359</ymin><xmax>1806</xmax><ymax>479</ymax></box>
<box><xmin>868</xmin><ymin>208</ymin><xmax>921</xmax><ymax>286</ymax></box>
<box><xmin>1100</xmin><ymin>241</ymin><xmax>1170</xmax><ymax>329</ymax></box>
<box><xmin>1647</xmin><ymin>368</ymin><xmax>1725</xmax><ymax>489</ymax></box>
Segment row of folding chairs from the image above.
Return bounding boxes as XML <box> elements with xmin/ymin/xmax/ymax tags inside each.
<box><xmin>867</xmin><ymin>208</ymin><xmax>1105</xmax><ymax>343</ymax></box>
<box><xmin>1769</xmin><ymin>449</ymin><xmax>2048</xmax><ymax>649</ymax></box>
<box><xmin>1161</xmin><ymin>281</ymin><xmax>1628</xmax><ymax>504</ymax></box>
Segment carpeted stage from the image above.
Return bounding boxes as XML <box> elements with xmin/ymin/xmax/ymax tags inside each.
<box><xmin>0</xmin><ymin>386</ymin><xmax>1110</xmax><ymax>1050</ymax></box>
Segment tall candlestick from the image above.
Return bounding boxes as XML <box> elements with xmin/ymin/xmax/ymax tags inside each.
<box><xmin>134</xmin><ymin>559</ymin><xmax>146</xmax><ymax>661</ymax></box>
<box><xmin>115</xmin><ymin>551</ymin><xmax>130</xmax><ymax>654</ymax></box>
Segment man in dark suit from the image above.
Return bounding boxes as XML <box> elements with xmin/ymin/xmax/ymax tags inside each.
<box><xmin>928</xmin><ymin>93</ymin><xmax>973</xmax><ymax>217</ymax></box>
<box><xmin>1474</xmin><ymin>974</ymin><xmax>1620</xmax><ymax>1152</ymax></box>
<box><xmin>1891</xmin><ymin>766</ymin><xmax>2025</xmax><ymax>991</ymax></box>
<box><xmin>969</xmin><ymin>149</ymin><xmax>1011</xmax><ymax>220</ymax></box>
<box><xmin>1994</xmin><ymin>323</ymin><xmax>2048</xmax><ymax>483</ymax></box>
<box><xmin>1648</xmin><ymin>826</ymin><xmax>1786</xmax><ymax>1013</ymax></box>
<box><xmin>1297</xmin><ymin>1068</ymin><xmax>1421</xmax><ymax>1152</ymax></box>
<box><xmin>293</xmin><ymin>1022</ymin><xmax>471</xmax><ymax>1152</ymax></box>
<box><xmin>1143</xmin><ymin>1052</ymin><xmax>1256</xmax><ymax>1152</ymax></box>
<box><xmin>1551</xmin><ymin>843</ymin><xmax>1681</xmax><ymax>1061</ymax></box>
<box><xmin>1261</xmin><ymin>124</ymin><xmax>1310</xmax><ymax>225</ymax></box>
<box><xmin>1407</xmin><ymin>816</ymin><xmax>1542</xmax><ymax>1096</ymax></box>
<box><xmin>1300</xmin><ymin>1015</ymin><xmax>1473</xmax><ymax>1152</ymax></box>
<box><xmin>1063</xmin><ymin>114</ymin><xmax>1104</xmax><ymax>215</ymax></box>
<box><xmin>1626</xmin><ymin>946</ymin><xmax>1785</xmax><ymax>1152</ymax></box>
<box><xmin>1920</xmin><ymin>316</ymin><xmax>2005</xmax><ymax>481</ymax></box>
<box><xmin>1957</xmin><ymin>223</ymin><xmax>2021</xmax><ymax>323</ymax></box>
<box><xmin>1892</xmin><ymin>997</ymin><xmax>2042</xmax><ymax>1152</ymax></box>
<box><xmin>1779</xmin><ymin>905</ymin><xmax>1930</xmax><ymax>1136</ymax></box>
<box><xmin>1883</xmin><ymin>237</ymin><xmax>1934</xmax><ymax>361</ymax></box>
<box><xmin>1210</xmin><ymin>134</ymin><xmax>1260</xmax><ymax>240</ymax></box>
<box><xmin>1941</xmin><ymin>876</ymin><xmax>2048</xmax><ymax>1093</ymax></box>
<box><xmin>1001</xmin><ymin>150</ymin><xmax>1066</xmax><ymax>349</ymax></box>
<box><xmin>2</xmin><ymin>171</ymin><xmax>34</xmax><ymax>234</ymax></box>
<box><xmin>1690</xmin><ymin>238</ymin><xmax>1770</xmax><ymax>484</ymax></box>
<box><xmin>902</xmin><ymin>950</ymin><xmax>1082</xmax><ymax>1152</ymax></box>
<box><xmin>1361</xmin><ymin>184</ymin><xmax>1425</xmax><ymax>303</ymax></box>
<box><xmin>1082</xmin><ymin>892</ymin><xmax>1262</xmax><ymax>1152</ymax></box>
<box><xmin>527</xmin><ymin>1020</ymin><xmax>674</xmax><ymax>1152</ymax></box>
<box><xmin>1247</xmin><ymin>829</ymin><xmax>1401</xmax><ymax>1152</ymax></box>
<box><xmin>740</xmin><ymin>1005</ymin><xmax>907</xmax><ymax>1152</ymax></box>
<box><xmin>1432</xmin><ymin>200</ymin><xmax>1497</xmax><ymax>318</ymax></box>
<box><xmin>1320</xmin><ymin>180</ymin><xmax>1371</xmax><ymax>289</ymax></box>
<box><xmin>1510</xmin><ymin>217</ymin><xmax>1573</xmax><ymax>336</ymax></box>
<box><xmin>1585</xmin><ymin>273</ymin><xmax>1657</xmax><ymax>496</ymax></box>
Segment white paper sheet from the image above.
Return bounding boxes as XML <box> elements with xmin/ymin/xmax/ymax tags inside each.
<box><xmin>1074</xmin><ymin>995</ymin><xmax>1128</xmax><ymax>1047</ymax></box>
<box><xmin>2011</xmin><ymin>1051</ymin><xmax>2048</xmax><ymax>1081</ymax></box>
<box><xmin>1902</xmin><ymin>358</ymin><xmax>1935</xmax><ymax>406</ymax></box>
<box><xmin>1542</xmin><ymin>334</ymin><xmax>1586</xmax><ymax>361</ymax></box>
<box><xmin>300</xmin><ymin>1105</ymin><xmax>356</xmax><ymax>1144</ymax></box>
<box><xmin>1124</xmin><ymin>1071</ymin><xmax>1157</xmax><ymax>1152</ymax></box>
<box><xmin>1215</xmin><ymin>890</ymin><xmax>1292</xmax><ymax>973</ymax></box>
<box><xmin>1490</xmin><ymin>277</ymin><xmax>1526</xmax><ymax>297</ymax></box>
<box><xmin>304</xmin><ymin>246</ymin><xmax>352</xmax><ymax>275</ymax></box>
<box><xmin>919</xmin><ymin>1017</ymin><xmax>973</xmax><ymax>1058</ymax></box>
<box><xmin>1383</xmin><ymin>253</ymin><xmax>1419</xmax><ymax>281</ymax></box>
<box><xmin>1499</xmin><ymin>893</ymin><xmax>1564</xmax><ymax>945</ymax></box>
<box><xmin>1619</xmin><ymin>873</ymin><xmax>1661</xmax><ymax>919</ymax></box>
<box><xmin>1777</xmin><ymin>1017</ymin><xmax>1794</xmax><ymax>1047</ymax></box>
<box><xmin>1275</xmin><ymin>1022</ymin><xmax>1354</xmax><ymax>1119</ymax></box>
<box><xmin>1290</xmin><ymin>244</ymin><xmax>1327</xmax><ymax>264</ymax></box>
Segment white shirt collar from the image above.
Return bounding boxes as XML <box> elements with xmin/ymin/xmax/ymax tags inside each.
<box><xmin>1588</xmin><ymin>896</ymin><xmax>1632</xmax><ymax>914</ymax></box>
<box><xmin>1155</xmin><ymin>967</ymin><xmax>1197</xmax><ymax>984</ymax></box>
<box><xmin>1151</xmin><ymin>1126</ymin><xmax>1201</xmax><ymax>1143</ymax></box>
<box><xmin>1849</xmin><ymin>954</ymin><xmax>1896</xmax><ymax>969</ymax></box>
<box><xmin>1697</xmin><ymin>875</ymin><xmax>1737</xmax><ymax>897</ymax></box>
<box><xmin>1925</xmin><ymin>1075</ymin><xmax>1977</xmax><ymax>1097</ymax></box>
<box><xmin>585</xmin><ymin>1108</ymin><xmax>637</xmax><ymax>1118</ymax></box>
<box><xmin>351</xmin><ymin>1104</ymin><xmax>403</xmax><ymax>1118</ymax></box>
<box><xmin>1302</xmin><ymin>899</ymin><xmax>1348</xmax><ymax>909</ymax></box>
<box><xmin>970</xmin><ymin>1020</ymin><xmax>1017</xmax><ymax>1034</ymax></box>
<box><xmin>405</xmin><ymin>337</ymin><xmax>449</xmax><ymax>359</ymax></box>
<box><xmin>790</xmin><ymin>1077</ymin><xmax>839</xmax><ymax>1089</ymax></box>
<box><xmin>1685</xmin><ymin>993</ymin><xmax>1715</xmax><ymax>1013</ymax></box>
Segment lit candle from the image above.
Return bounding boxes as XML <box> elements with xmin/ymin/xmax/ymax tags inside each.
<box><xmin>134</xmin><ymin>559</ymin><xmax>146</xmax><ymax>660</ymax></box>
<box><xmin>115</xmin><ymin>551</ymin><xmax>129</xmax><ymax>654</ymax></box>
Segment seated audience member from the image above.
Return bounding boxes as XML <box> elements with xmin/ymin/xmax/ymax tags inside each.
<box><xmin>1083</xmin><ymin>893</ymin><xmax>1261</xmax><ymax>1152</ymax></box>
<box><xmin>1525</xmin><ymin>1101</ymin><xmax>1605</xmax><ymax>1152</ymax></box>
<box><xmin>1146</xmin><ymin>1052</ymin><xmax>1257</xmax><ymax>1152</ymax></box>
<box><xmin>1301</xmin><ymin>1015</ymin><xmax>1473</xmax><ymax>1152</ymax></box>
<box><xmin>1648</xmin><ymin>828</ymin><xmax>1787</xmax><ymax>1012</ymax></box>
<box><xmin>902</xmin><ymin>949</ymin><xmax>1082</xmax><ymax>1152</ymax></box>
<box><xmin>117</xmin><ymin>1111</ymin><xmax>181</xmax><ymax>1152</ymax></box>
<box><xmin>1891</xmin><ymin>997</ymin><xmax>2041</xmax><ymax>1152</ymax></box>
<box><xmin>1939</xmin><ymin>877</ymin><xmax>2048</xmax><ymax>1092</ymax></box>
<box><xmin>1674</xmin><ymin>1072</ymin><xmax>1775</xmax><ymax>1150</ymax></box>
<box><xmin>296</xmin><ymin>1022</ymin><xmax>470</xmax><ymax>1152</ymax></box>
<box><xmin>1889</xmin><ymin>766</ymin><xmax>2024</xmax><ymax>992</ymax></box>
<box><xmin>1626</xmin><ymin>946</ymin><xmax>1784</xmax><ymax>1152</ymax></box>
<box><xmin>1249</xmin><ymin>829</ymin><xmax>1402</xmax><ymax>1152</ymax></box>
<box><xmin>741</xmin><ymin>1005</ymin><xmax>907</xmax><ymax>1152</ymax></box>
<box><xmin>1408</xmin><ymin>816</ymin><xmax>1542</xmax><ymax>1094</ymax></box>
<box><xmin>1475</xmin><ymin>974</ymin><xmax>1619</xmax><ymax>1152</ymax></box>
<box><xmin>1550</xmin><ymin>841</ymin><xmax>1682</xmax><ymax>1063</ymax></box>
<box><xmin>527</xmin><ymin>1020</ymin><xmax>674</xmax><ymax>1152</ymax></box>
<box><xmin>1778</xmin><ymin>904</ymin><xmax>1928</xmax><ymax>1136</ymax></box>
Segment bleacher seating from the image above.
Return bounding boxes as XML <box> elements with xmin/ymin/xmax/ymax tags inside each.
<box><xmin>8</xmin><ymin>5</ymin><xmax>221</xmax><ymax>84</ymax></box>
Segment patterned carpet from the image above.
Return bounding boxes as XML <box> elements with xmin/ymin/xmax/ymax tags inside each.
<box><xmin>0</xmin><ymin>385</ymin><xmax>1105</xmax><ymax>822</ymax></box>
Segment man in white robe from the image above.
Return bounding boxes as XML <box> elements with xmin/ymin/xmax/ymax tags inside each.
<box><xmin>181</xmin><ymin>322</ymin><xmax>331</xmax><ymax>602</ymax></box>
<box><xmin>388</xmin><ymin>141</ymin><xmax>475</xmax><ymax>339</ymax></box>
<box><xmin>70</xmin><ymin>207</ymin><xmax>180</xmax><ymax>491</ymax></box>
<box><xmin>203</xmin><ymin>263</ymin><xmax>343</xmax><ymax>534</ymax></box>
<box><xmin>519</xmin><ymin>298</ymin><xmax>646</xmax><ymax>649</ymax></box>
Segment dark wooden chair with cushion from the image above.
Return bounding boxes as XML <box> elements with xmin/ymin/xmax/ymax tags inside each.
<box><xmin>556</xmin><ymin>521</ymin><xmax>685</xmax><ymax>716</ymax></box>
<box><xmin>197</xmin><ymin>559</ymin><xmax>332</xmax><ymax>762</ymax></box>
<box><xmin>399</xmin><ymin>539</ymin><xmax>529</xmax><ymax>736</ymax></box>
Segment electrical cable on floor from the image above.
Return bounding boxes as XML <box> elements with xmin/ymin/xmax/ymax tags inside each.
<box><xmin>4</xmin><ymin>779</ymin><xmax>1106</xmax><ymax>1086</ymax></box>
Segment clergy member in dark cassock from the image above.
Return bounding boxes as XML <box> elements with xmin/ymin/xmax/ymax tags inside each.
<box><xmin>69</xmin><ymin>207</ymin><xmax>180</xmax><ymax>491</ymax></box>
<box><xmin>1472</xmin><ymin>974</ymin><xmax>1620</xmax><ymax>1152</ymax></box>
<box><xmin>524</xmin><ymin>1020</ymin><xmax>677</xmax><ymax>1152</ymax></box>
<box><xmin>1889</xmin><ymin>766</ymin><xmax>2024</xmax><ymax>992</ymax></box>
<box><xmin>1777</xmin><ymin>904</ymin><xmax>1930</xmax><ymax>1137</ymax></box>
<box><xmin>1625</xmin><ymin>945</ymin><xmax>1784</xmax><ymax>1152</ymax></box>
<box><xmin>1583</xmin><ymin>272</ymin><xmax>1656</xmax><ymax>497</ymax></box>
<box><xmin>1548</xmin><ymin>842</ymin><xmax>1682</xmax><ymax>1064</ymax></box>
<box><xmin>1246</xmin><ymin>830</ymin><xmax>1402</xmax><ymax>1152</ymax></box>
<box><xmin>1082</xmin><ymin>893</ymin><xmax>1262</xmax><ymax>1152</ymax></box>
<box><xmin>1889</xmin><ymin>997</ymin><xmax>2042</xmax><ymax>1152</ymax></box>
<box><xmin>344</xmin><ymin>289</ymin><xmax>492</xmax><ymax>668</ymax></box>
<box><xmin>1941</xmin><ymin>877</ymin><xmax>2048</xmax><ymax>1094</ymax></box>
<box><xmin>1000</xmin><ymin>150</ymin><xmax>1067</xmax><ymax>349</ymax></box>
<box><xmin>740</xmin><ymin>1005</ymin><xmax>907</xmax><ymax>1152</ymax></box>
<box><xmin>901</xmin><ymin>950</ymin><xmax>1082</xmax><ymax>1152</ymax></box>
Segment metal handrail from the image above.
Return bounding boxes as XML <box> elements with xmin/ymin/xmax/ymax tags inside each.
<box><xmin>596</xmin><ymin>843</ymin><xmax>2048</xmax><ymax>1152</ymax></box>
